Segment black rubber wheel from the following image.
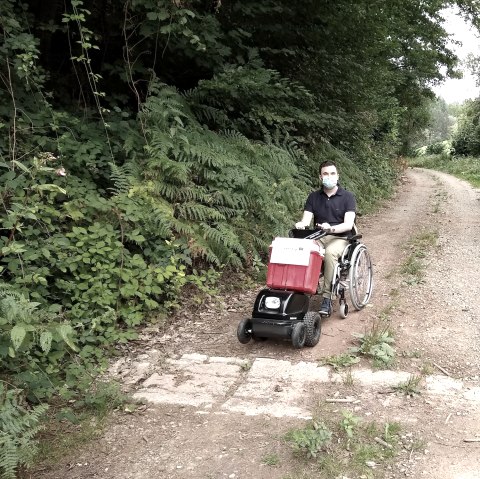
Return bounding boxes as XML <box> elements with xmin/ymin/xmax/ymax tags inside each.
<box><xmin>304</xmin><ymin>312</ymin><xmax>321</xmax><ymax>347</ymax></box>
<box><xmin>291</xmin><ymin>322</ymin><xmax>306</xmax><ymax>349</ymax></box>
<box><xmin>349</xmin><ymin>245</ymin><xmax>374</xmax><ymax>310</ymax></box>
<box><xmin>339</xmin><ymin>302</ymin><xmax>348</xmax><ymax>319</ymax></box>
<box><xmin>237</xmin><ymin>318</ymin><xmax>252</xmax><ymax>344</ymax></box>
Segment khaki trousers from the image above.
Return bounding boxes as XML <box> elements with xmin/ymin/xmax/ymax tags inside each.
<box><xmin>318</xmin><ymin>235</ymin><xmax>348</xmax><ymax>298</ymax></box>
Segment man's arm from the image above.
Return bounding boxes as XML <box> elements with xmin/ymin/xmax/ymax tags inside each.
<box><xmin>321</xmin><ymin>211</ymin><xmax>355</xmax><ymax>234</ymax></box>
<box><xmin>295</xmin><ymin>211</ymin><xmax>313</xmax><ymax>229</ymax></box>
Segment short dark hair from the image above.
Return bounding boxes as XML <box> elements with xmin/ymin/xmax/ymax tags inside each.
<box><xmin>319</xmin><ymin>160</ymin><xmax>337</xmax><ymax>175</ymax></box>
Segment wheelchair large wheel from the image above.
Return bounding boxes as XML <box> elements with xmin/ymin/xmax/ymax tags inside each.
<box><xmin>349</xmin><ymin>244</ymin><xmax>373</xmax><ymax>310</ymax></box>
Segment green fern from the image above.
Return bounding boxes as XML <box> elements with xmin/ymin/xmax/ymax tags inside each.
<box><xmin>176</xmin><ymin>203</ymin><xmax>226</xmax><ymax>222</ymax></box>
<box><xmin>183</xmin><ymin>88</ymin><xmax>230</xmax><ymax>127</ymax></box>
<box><xmin>0</xmin><ymin>383</ymin><xmax>48</xmax><ymax>479</ymax></box>
<box><xmin>135</xmin><ymin>77</ymin><xmax>310</xmax><ymax>267</ymax></box>
<box><xmin>109</xmin><ymin>162</ymin><xmax>139</xmax><ymax>196</ymax></box>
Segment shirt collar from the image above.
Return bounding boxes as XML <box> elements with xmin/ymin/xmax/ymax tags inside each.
<box><xmin>321</xmin><ymin>185</ymin><xmax>344</xmax><ymax>196</ymax></box>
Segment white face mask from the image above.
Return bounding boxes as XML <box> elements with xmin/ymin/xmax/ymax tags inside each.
<box><xmin>322</xmin><ymin>177</ymin><xmax>337</xmax><ymax>190</ymax></box>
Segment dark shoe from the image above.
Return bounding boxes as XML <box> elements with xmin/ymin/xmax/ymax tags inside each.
<box><xmin>319</xmin><ymin>297</ymin><xmax>331</xmax><ymax>316</ymax></box>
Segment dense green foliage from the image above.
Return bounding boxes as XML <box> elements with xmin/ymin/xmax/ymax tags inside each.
<box><xmin>1</xmin><ymin>0</ymin><xmax>480</xmax><ymax>474</ymax></box>
<box><xmin>218</xmin><ymin>0</ymin><xmax>462</xmax><ymax>153</ymax></box>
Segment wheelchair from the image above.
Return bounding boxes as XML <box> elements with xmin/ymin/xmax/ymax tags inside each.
<box><xmin>236</xmin><ymin>227</ymin><xmax>373</xmax><ymax>349</ymax></box>
<box><xmin>314</xmin><ymin>228</ymin><xmax>374</xmax><ymax>318</ymax></box>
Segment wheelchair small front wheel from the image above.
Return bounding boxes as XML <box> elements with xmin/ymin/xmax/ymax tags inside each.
<box><xmin>339</xmin><ymin>302</ymin><xmax>348</xmax><ymax>319</ymax></box>
<box><xmin>349</xmin><ymin>244</ymin><xmax>373</xmax><ymax>310</ymax></box>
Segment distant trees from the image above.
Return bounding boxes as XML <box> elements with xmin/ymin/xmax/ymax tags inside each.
<box><xmin>415</xmin><ymin>98</ymin><xmax>457</xmax><ymax>150</ymax></box>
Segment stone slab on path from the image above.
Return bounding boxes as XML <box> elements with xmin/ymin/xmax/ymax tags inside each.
<box><xmin>132</xmin><ymin>353</ymin><xmax>480</xmax><ymax>419</ymax></box>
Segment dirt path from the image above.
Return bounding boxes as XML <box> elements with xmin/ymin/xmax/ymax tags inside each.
<box><xmin>35</xmin><ymin>168</ymin><xmax>480</xmax><ymax>479</ymax></box>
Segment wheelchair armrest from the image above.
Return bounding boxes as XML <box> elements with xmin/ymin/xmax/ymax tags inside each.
<box><xmin>349</xmin><ymin>234</ymin><xmax>362</xmax><ymax>241</ymax></box>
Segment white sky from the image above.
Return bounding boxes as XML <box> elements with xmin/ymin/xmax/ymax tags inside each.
<box><xmin>432</xmin><ymin>8</ymin><xmax>480</xmax><ymax>104</ymax></box>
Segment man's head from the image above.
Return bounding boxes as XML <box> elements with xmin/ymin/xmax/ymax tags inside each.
<box><xmin>319</xmin><ymin>161</ymin><xmax>338</xmax><ymax>190</ymax></box>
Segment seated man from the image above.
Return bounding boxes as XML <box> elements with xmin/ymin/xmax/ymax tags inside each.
<box><xmin>295</xmin><ymin>160</ymin><xmax>356</xmax><ymax>315</ymax></box>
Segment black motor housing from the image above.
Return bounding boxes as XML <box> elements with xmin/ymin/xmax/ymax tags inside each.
<box><xmin>250</xmin><ymin>288</ymin><xmax>310</xmax><ymax>339</ymax></box>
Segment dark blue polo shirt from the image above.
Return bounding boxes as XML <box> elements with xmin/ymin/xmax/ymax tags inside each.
<box><xmin>304</xmin><ymin>186</ymin><xmax>356</xmax><ymax>227</ymax></box>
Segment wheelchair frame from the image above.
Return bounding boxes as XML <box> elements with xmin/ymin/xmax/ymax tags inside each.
<box><xmin>236</xmin><ymin>228</ymin><xmax>373</xmax><ymax>349</ymax></box>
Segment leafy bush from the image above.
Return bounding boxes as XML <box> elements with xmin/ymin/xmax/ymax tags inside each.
<box><xmin>0</xmin><ymin>152</ymin><xmax>187</xmax><ymax>335</ymax></box>
<box><xmin>0</xmin><ymin>285</ymin><xmax>97</xmax><ymax>410</ymax></box>
<box><xmin>50</xmin><ymin>223</ymin><xmax>185</xmax><ymax>326</ymax></box>
<box><xmin>188</xmin><ymin>65</ymin><xmax>323</xmax><ymax>144</ymax></box>
<box><xmin>426</xmin><ymin>141</ymin><xmax>452</xmax><ymax>156</ymax></box>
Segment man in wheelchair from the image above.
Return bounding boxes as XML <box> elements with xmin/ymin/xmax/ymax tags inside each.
<box><xmin>295</xmin><ymin>160</ymin><xmax>356</xmax><ymax>316</ymax></box>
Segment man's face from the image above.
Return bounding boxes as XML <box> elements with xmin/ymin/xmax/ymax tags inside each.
<box><xmin>320</xmin><ymin>165</ymin><xmax>338</xmax><ymax>182</ymax></box>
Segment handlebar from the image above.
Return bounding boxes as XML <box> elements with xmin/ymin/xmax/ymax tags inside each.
<box><xmin>288</xmin><ymin>228</ymin><xmax>329</xmax><ymax>240</ymax></box>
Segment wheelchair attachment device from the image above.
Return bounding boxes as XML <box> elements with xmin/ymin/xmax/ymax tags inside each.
<box><xmin>237</xmin><ymin>228</ymin><xmax>373</xmax><ymax>349</ymax></box>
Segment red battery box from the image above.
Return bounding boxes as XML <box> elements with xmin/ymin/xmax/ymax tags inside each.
<box><xmin>266</xmin><ymin>238</ymin><xmax>323</xmax><ymax>294</ymax></box>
